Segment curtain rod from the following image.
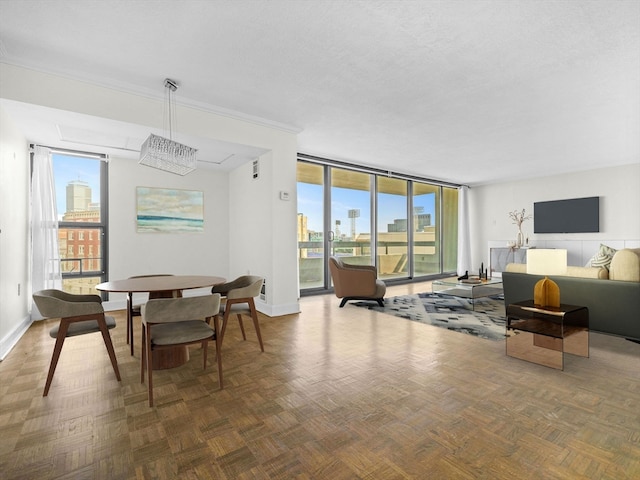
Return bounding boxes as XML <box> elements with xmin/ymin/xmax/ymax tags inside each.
<box><xmin>30</xmin><ymin>144</ymin><xmax>107</xmax><ymax>160</ymax></box>
<box><xmin>298</xmin><ymin>153</ymin><xmax>466</xmax><ymax>188</ymax></box>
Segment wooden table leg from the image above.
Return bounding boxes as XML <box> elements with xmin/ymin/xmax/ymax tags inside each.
<box><xmin>152</xmin><ymin>347</ymin><xmax>190</xmax><ymax>370</ymax></box>
<box><xmin>127</xmin><ymin>292</ymin><xmax>134</xmax><ymax>356</ymax></box>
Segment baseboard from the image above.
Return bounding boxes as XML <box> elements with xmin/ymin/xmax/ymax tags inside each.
<box><xmin>256</xmin><ymin>300</ymin><xmax>300</xmax><ymax>317</ymax></box>
<box><xmin>0</xmin><ymin>314</ymin><xmax>33</xmax><ymax>361</ymax></box>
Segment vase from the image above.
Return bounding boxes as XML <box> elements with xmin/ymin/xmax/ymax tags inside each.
<box><xmin>516</xmin><ymin>227</ymin><xmax>524</xmax><ymax>248</ymax></box>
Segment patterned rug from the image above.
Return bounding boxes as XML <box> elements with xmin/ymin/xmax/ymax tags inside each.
<box><xmin>353</xmin><ymin>292</ymin><xmax>507</xmax><ymax>341</ymax></box>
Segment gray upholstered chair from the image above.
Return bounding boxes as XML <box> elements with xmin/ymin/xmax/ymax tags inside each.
<box><xmin>211</xmin><ymin>275</ymin><xmax>264</xmax><ymax>351</ymax></box>
<box><xmin>328</xmin><ymin>256</ymin><xmax>386</xmax><ymax>307</ymax></box>
<box><xmin>128</xmin><ymin>274</ymin><xmax>181</xmax><ymax>346</ymax></box>
<box><xmin>141</xmin><ymin>294</ymin><xmax>222</xmax><ymax>407</ymax></box>
<box><xmin>130</xmin><ymin>274</ymin><xmax>181</xmax><ymax>317</ymax></box>
<box><xmin>32</xmin><ymin>289</ymin><xmax>121</xmax><ymax>396</ymax></box>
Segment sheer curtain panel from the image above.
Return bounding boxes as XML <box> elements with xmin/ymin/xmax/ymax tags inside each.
<box><xmin>31</xmin><ymin>146</ymin><xmax>62</xmax><ymax>319</ymax></box>
<box><xmin>457</xmin><ymin>186</ymin><xmax>472</xmax><ymax>276</ymax></box>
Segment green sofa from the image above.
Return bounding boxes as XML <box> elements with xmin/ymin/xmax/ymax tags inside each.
<box><xmin>502</xmin><ymin>248</ymin><xmax>640</xmax><ymax>341</ymax></box>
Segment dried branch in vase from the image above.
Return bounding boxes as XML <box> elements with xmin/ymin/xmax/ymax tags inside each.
<box><xmin>508</xmin><ymin>208</ymin><xmax>532</xmax><ymax>227</ymax></box>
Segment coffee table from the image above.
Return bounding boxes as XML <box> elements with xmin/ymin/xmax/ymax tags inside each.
<box><xmin>432</xmin><ymin>276</ymin><xmax>503</xmax><ymax>310</ymax></box>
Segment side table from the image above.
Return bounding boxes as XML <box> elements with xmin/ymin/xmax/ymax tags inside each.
<box><xmin>506</xmin><ymin>300</ymin><xmax>589</xmax><ymax>370</ymax></box>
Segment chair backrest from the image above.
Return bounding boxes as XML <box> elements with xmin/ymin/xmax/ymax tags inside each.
<box><xmin>33</xmin><ymin>289</ymin><xmax>103</xmax><ymax>318</ymax></box>
<box><xmin>142</xmin><ymin>294</ymin><xmax>221</xmax><ymax>324</ymax></box>
<box><xmin>328</xmin><ymin>257</ymin><xmax>346</xmax><ymax>295</ymax></box>
<box><xmin>226</xmin><ymin>275</ymin><xmax>264</xmax><ymax>300</ymax></box>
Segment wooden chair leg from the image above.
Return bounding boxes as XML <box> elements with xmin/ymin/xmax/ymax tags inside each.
<box><xmin>237</xmin><ymin>314</ymin><xmax>247</xmax><ymax>340</ymax></box>
<box><xmin>249</xmin><ymin>306</ymin><xmax>264</xmax><ymax>352</ymax></box>
<box><xmin>213</xmin><ymin>315</ymin><xmax>223</xmax><ymax>389</ymax></box>
<box><xmin>202</xmin><ymin>340</ymin><xmax>208</xmax><ymax>369</ymax></box>
<box><xmin>146</xmin><ymin>326</ymin><xmax>154</xmax><ymax>407</ymax></box>
<box><xmin>140</xmin><ymin>324</ymin><xmax>146</xmax><ymax>383</ymax></box>
<box><xmin>43</xmin><ymin>320</ymin><xmax>70</xmax><ymax>396</ymax></box>
<box><xmin>220</xmin><ymin>309</ymin><xmax>231</xmax><ymax>345</ymax></box>
<box><xmin>97</xmin><ymin>315</ymin><xmax>121</xmax><ymax>381</ymax></box>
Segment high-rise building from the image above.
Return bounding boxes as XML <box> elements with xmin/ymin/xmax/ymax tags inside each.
<box><xmin>66</xmin><ymin>180</ymin><xmax>92</xmax><ymax>212</ymax></box>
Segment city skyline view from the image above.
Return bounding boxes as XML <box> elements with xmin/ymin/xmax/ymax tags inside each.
<box><xmin>297</xmin><ymin>181</ymin><xmax>437</xmax><ymax>236</ymax></box>
<box><xmin>52</xmin><ymin>153</ymin><xmax>101</xmax><ymax>217</ymax></box>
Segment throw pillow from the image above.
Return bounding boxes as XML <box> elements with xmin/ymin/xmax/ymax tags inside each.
<box><xmin>587</xmin><ymin>244</ymin><xmax>617</xmax><ymax>270</ymax></box>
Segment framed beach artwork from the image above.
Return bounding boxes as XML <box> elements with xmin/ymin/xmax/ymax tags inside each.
<box><xmin>136</xmin><ymin>187</ymin><xmax>204</xmax><ymax>233</ymax></box>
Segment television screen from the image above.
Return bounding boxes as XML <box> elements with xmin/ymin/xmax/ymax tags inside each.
<box><xmin>533</xmin><ymin>197</ymin><xmax>599</xmax><ymax>233</ymax></box>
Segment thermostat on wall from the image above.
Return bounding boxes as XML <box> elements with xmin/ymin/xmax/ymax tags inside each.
<box><xmin>279</xmin><ymin>191</ymin><xmax>290</xmax><ymax>201</ymax></box>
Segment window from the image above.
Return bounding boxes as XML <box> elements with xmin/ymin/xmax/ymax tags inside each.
<box><xmin>52</xmin><ymin>151</ymin><xmax>108</xmax><ymax>294</ymax></box>
<box><xmin>297</xmin><ymin>155</ymin><xmax>459</xmax><ymax>293</ymax></box>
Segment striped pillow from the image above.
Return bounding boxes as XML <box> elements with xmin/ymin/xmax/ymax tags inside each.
<box><xmin>587</xmin><ymin>244</ymin><xmax>617</xmax><ymax>271</ymax></box>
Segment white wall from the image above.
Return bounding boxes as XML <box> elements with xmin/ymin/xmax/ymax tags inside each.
<box><xmin>470</xmin><ymin>163</ymin><xmax>640</xmax><ymax>268</ymax></box>
<box><xmin>105</xmin><ymin>156</ymin><xmax>231</xmax><ymax>309</ymax></box>
<box><xmin>0</xmin><ymin>106</ymin><xmax>31</xmax><ymax>359</ymax></box>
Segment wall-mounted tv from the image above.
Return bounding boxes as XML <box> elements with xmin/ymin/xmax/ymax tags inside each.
<box><xmin>533</xmin><ymin>196</ymin><xmax>600</xmax><ymax>233</ymax></box>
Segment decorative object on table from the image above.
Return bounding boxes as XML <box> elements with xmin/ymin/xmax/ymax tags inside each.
<box><xmin>534</xmin><ymin>276</ymin><xmax>560</xmax><ymax>307</ymax></box>
<box><xmin>353</xmin><ymin>293</ymin><xmax>506</xmax><ymax>341</ymax></box>
<box><xmin>136</xmin><ymin>186</ymin><xmax>204</xmax><ymax>233</ymax></box>
<box><xmin>478</xmin><ymin>262</ymin><xmax>489</xmax><ymax>280</ymax></box>
<box><xmin>508</xmin><ymin>208</ymin><xmax>532</xmax><ymax>248</ymax></box>
<box><xmin>139</xmin><ymin>78</ymin><xmax>198</xmax><ymax>175</ymax></box>
<box><xmin>458</xmin><ymin>270</ymin><xmax>469</xmax><ymax>281</ymax></box>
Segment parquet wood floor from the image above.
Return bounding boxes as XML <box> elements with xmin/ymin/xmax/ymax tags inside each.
<box><xmin>1</xmin><ymin>281</ymin><xmax>639</xmax><ymax>479</ymax></box>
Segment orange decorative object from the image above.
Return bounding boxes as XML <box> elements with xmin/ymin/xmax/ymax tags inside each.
<box><xmin>534</xmin><ymin>276</ymin><xmax>560</xmax><ymax>308</ymax></box>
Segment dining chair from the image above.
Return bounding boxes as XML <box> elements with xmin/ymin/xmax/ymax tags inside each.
<box><xmin>128</xmin><ymin>274</ymin><xmax>181</xmax><ymax>344</ymax></box>
<box><xmin>140</xmin><ymin>293</ymin><xmax>222</xmax><ymax>407</ymax></box>
<box><xmin>130</xmin><ymin>274</ymin><xmax>181</xmax><ymax>316</ymax></box>
<box><xmin>32</xmin><ymin>289</ymin><xmax>121</xmax><ymax>396</ymax></box>
<box><xmin>211</xmin><ymin>275</ymin><xmax>264</xmax><ymax>351</ymax></box>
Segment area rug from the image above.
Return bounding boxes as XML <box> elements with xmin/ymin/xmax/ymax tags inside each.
<box><xmin>353</xmin><ymin>293</ymin><xmax>507</xmax><ymax>340</ymax></box>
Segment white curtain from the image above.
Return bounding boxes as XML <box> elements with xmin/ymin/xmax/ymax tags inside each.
<box><xmin>31</xmin><ymin>146</ymin><xmax>62</xmax><ymax>318</ymax></box>
<box><xmin>457</xmin><ymin>185</ymin><xmax>472</xmax><ymax>275</ymax></box>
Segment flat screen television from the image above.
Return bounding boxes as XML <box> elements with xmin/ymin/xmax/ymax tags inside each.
<box><xmin>533</xmin><ymin>196</ymin><xmax>600</xmax><ymax>233</ymax></box>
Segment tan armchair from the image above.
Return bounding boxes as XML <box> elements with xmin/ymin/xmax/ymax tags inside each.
<box><xmin>32</xmin><ymin>289</ymin><xmax>121</xmax><ymax>396</ymax></box>
<box><xmin>329</xmin><ymin>256</ymin><xmax>386</xmax><ymax>307</ymax></box>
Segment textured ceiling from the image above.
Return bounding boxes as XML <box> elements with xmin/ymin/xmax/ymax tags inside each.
<box><xmin>0</xmin><ymin>0</ymin><xmax>638</xmax><ymax>185</ymax></box>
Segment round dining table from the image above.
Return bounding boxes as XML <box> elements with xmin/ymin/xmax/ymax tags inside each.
<box><xmin>96</xmin><ymin>275</ymin><xmax>225</xmax><ymax>366</ymax></box>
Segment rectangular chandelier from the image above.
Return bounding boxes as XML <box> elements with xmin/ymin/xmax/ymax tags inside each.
<box><xmin>139</xmin><ymin>133</ymin><xmax>197</xmax><ymax>176</ymax></box>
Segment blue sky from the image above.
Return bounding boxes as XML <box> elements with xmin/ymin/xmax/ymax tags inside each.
<box><xmin>52</xmin><ymin>154</ymin><xmax>101</xmax><ymax>215</ymax></box>
<box><xmin>298</xmin><ymin>182</ymin><xmax>436</xmax><ymax>234</ymax></box>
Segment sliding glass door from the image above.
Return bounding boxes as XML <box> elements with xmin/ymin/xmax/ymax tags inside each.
<box><xmin>297</xmin><ymin>162</ymin><xmax>325</xmax><ymax>289</ymax></box>
<box><xmin>297</xmin><ymin>158</ymin><xmax>459</xmax><ymax>293</ymax></box>
<box><xmin>377</xmin><ymin>177</ymin><xmax>408</xmax><ymax>280</ymax></box>
<box><xmin>330</xmin><ymin>168</ymin><xmax>372</xmax><ymax>267</ymax></box>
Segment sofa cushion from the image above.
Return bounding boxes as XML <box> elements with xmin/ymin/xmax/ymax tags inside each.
<box><xmin>566</xmin><ymin>266</ymin><xmax>608</xmax><ymax>279</ymax></box>
<box><xmin>586</xmin><ymin>243</ymin><xmax>617</xmax><ymax>270</ymax></box>
<box><xmin>609</xmin><ymin>248</ymin><xmax>640</xmax><ymax>282</ymax></box>
<box><xmin>504</xmin><ymin>262</ymin><xmax>608</xmax><ymax>279</ymax></box>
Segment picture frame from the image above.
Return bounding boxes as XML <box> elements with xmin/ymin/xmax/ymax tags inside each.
<box><xmin>136</xmin><ymin>186</ymin><xmax>204</xmax><ymax>233</ymax></box>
